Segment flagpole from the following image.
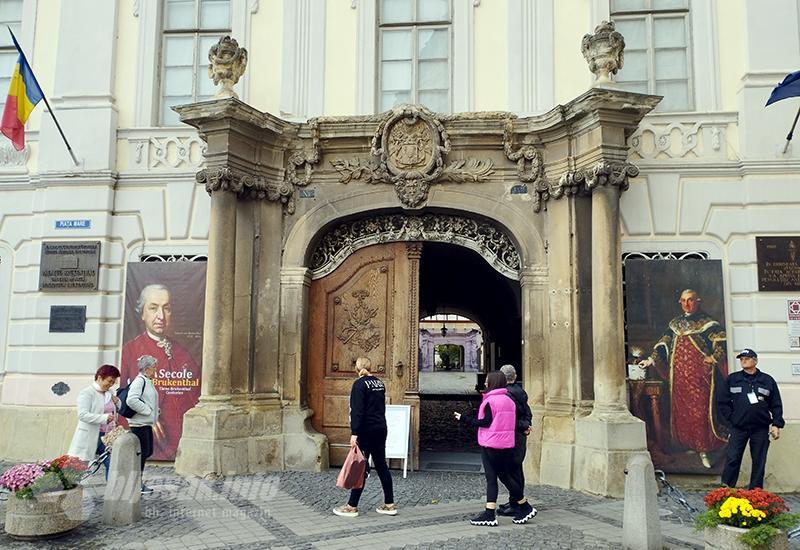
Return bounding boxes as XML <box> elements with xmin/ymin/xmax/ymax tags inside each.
<box><xmin>782</xmin><ymin>104</ymin><xmax>800</xmax><ymax>154</ymax></box>
<box><xmin>7</xmin><ymin>28</ymin><xmax>78</xmax><ymax>166</ymax></box>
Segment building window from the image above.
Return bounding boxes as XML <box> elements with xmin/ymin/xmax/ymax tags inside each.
<box><xmin>0</xmin><ymin>0</ymin><xmax>23</xmax><ymax>114</ymax></box>
<box><xmin>160</xmin><ymin>0</ymin><xmax>230</xmax><ymax>126</ymax></box>
<box><xmin>378</xmin><ymin>0</ymin><xmax>451</xmax><ymax>113</ymax></box>
<box><xmin>611</xmin><ymin>0</ymin><xmax>692</xmax><ymax>112</ymax></box>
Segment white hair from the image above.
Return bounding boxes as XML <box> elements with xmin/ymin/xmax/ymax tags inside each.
<box><xmin>500</xmin><ymin>364</ymin><xmax>517</xmax><ymax>382</ymax></box>
<box><xmin>137</xmin><ymin>354</ymin><xmax>158</xmax><ymax>373</ymax></box>
<box><xmin>135</xmin><ymin>284</ymin><xmax>170</xmax><ymax>314</ymax></box>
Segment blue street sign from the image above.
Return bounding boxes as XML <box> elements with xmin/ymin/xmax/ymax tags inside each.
<box><xmin>55</xmin><ymin>219</ymin><xmax>92</xmax><ymax>229</ymax></box>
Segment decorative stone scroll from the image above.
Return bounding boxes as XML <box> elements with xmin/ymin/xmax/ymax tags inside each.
<box><xmin>196</xmin><ymin>122</ymin><xmax>320</xmax><ymax>214</ymax></box>
<box><xmin>584</xmin><ymin>161</ymin><xmax>639</xmax><ymax>191</ymax></box>
<box><xmin>309</xmin><ymin>213</ymin><xmax>521</xmax><ymax>280</ymax></box>
<box><xmin>330</xmin><ymin>105</ymin><xmax>494</xmax><ymax>209</ymax></box>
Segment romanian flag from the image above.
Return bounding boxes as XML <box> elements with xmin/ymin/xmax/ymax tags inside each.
<box><xmin>1</xmin><ymin>30</ymin><xmax>43</xmax><ymax>151</ymax></box>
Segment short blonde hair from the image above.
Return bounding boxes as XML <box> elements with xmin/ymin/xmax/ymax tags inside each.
<box><xmin>355</xmin><ymin>356</ymin><xmax>371</xmax><ymax>376</ymax></box>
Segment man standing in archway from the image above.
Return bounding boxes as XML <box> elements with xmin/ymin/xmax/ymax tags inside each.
<box><xmin>497</xmin><ymin>364</ymin><xmax>532</xmax><ymax>517</ymax></box>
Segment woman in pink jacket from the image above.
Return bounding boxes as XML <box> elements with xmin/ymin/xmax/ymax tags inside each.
<box><xmin>455</xmin><ymin>371</ymin><xmax>537</xmax><ymax>526</ymax></box>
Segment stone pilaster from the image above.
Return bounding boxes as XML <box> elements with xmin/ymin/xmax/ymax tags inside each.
<box><xmin>574</xmin><ymin>163</ymin><xmax>647</xmax><ymax>498</ymax></box>
<box><xmin>175</xmin><ymin>176</ymin><xmax>250</xmax><ymax>477</ymax></box>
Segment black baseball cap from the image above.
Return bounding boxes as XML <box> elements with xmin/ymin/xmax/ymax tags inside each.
<box><xmin>736</xmin><ymin>348</ymin><xmax>758</xmax><ymax>359</ymax></box>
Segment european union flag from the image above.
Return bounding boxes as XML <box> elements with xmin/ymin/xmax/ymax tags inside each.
<box><xmin>765</xmin><ymin>71</ymin><xmax>800</xmax><ymax>106</ymax></box>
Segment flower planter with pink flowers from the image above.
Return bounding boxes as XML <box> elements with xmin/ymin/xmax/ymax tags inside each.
<box><xmin>1</xmin><ymin>456</ymin><xmax>87</xmax><ymax>540</ymax></box>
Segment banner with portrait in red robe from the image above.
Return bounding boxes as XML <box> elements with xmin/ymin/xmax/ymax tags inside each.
<box><xmin>624</xmin><ymin>259</ymin><xmax>728</xmax><ymax>474</ymax></box>
<box><xmin>120</xmin><ymin>262</ymin><xmax>206</xmax><ymax>461</ymax></box>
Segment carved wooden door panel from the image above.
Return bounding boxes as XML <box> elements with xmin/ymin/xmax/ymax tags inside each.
<box><xmin>308</xmin><ymin>242</ymin><xmax>417</xmax><ymax>466</ymax></box>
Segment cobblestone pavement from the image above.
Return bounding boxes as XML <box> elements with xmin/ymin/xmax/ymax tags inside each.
<box><xmin>0</xmin><ymin>464</ymin><xmax>798</xmax><ymax>549</ymax></box>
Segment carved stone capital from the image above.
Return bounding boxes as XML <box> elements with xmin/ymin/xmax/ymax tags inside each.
<box><xmin>197</xmin><ymin>166</ymin><xmax>244</xmax><ymax>194</ymax></box>
<box><xmin>208</xmin><ymin>36</ymin><xmax>248</xmax><ymax>99</ymax></box>
<box><xmin>584</xmin><ymin>161</ymin><xmax>639</xmax><ymax>191</ymax></box>
<box><xmin>581</xmin><ymin>21</ymin><xmax>625</xmax><ymax>86</ymax></box>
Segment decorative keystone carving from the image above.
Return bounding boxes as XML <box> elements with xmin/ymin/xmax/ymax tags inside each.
<box><xmin>208</xmin><ymin>36</ymin><xmax>248</xmax><ymax>99</ymax></box>
<box><xmin>503</xmin><ymin>119</ymin><xmax>543</xmax><ymax>183</ymax></box>
<box><xmin>581</xmin><ymin>21</ymin><xmax>625</xmax><ymax>86</ymax></box>
<box><xmin>584</xmin><ymin>161</ymin><xmax>639</xmax><ymax>191</ymax></box>
<box><xmin>330</xmin><ymin>105</ymin><xmax>494</xmax><ymax>209</ymax></box>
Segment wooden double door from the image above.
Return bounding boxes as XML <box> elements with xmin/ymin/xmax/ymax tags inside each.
<box><xmin>308</xmin><ymin>242</ymin><xmax>421</xmax><ymax>465</ymax></box>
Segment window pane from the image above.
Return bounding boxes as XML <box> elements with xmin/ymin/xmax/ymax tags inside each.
<box><xmin>164</xmin><ymin>36</ymin><xmax>195</xmax><ymax>67</ymax></box>
<box><xmin>417</xmin><ymin>0</ymin><xmax>449</xmax><ymax>22</ymax></box>
<box><xmin>616</xmin><ymin>50</ymin><xmax>648</xmax><ymax>82</ymax></box>
<box><xmin>200</xmin><ymin>0</ymin><xmax>230</xmax><ymax>29</ymax></box>
<box><xmin>655</xmin><ymin>80</ymin><xmax>690</xmax><ymax>110</ymax></box>
<box><xmin>418</xmin><ymin>28</ymin><xmax>448</xmax><ymax>59</ymax></box>
<box><xmin>654</xmin><ymin>0</ymin><xmax>688</xmax><ymax>9</ymax></box>
<box><xmin>162</xmin><ymin>96</ymin><xmax>192</xmax><ymax>125</ymax></box>
<box><xmin>655</xmin><ymin>48</ymin><xmax>687</xmax><ymax>79</ymax></box>
<box><xmin>381</xmin><ymin>60</ymin><xmax>412</xmax><ymax>91</ymax></box>
<box><xmin>381</xmin><ymin>30</ymin><xmax>412</xmax><ymax>61</ymax></box>
<box><xmin>419</xmin><ymin>90</ymin><xmax>448</xmax><ymax>112</ymax></box>
<box><xmin>0</xmin><ymin>0</ymin><xmax>23</xmax><ymax>23</ymax></box>
<box><xmin>611</xmin><ymin>0</ymin><xmax>647</xmax><ymax>12</ymax></box>
<box><xmin>198</xmin><ymin>70</ymin><xmax>217</xmax><ymax>97</ymax></box>
<box><xmin>614</xmin><ymin>18</ymin><xmax>647</xmax><ymax>50</ymax></box>
<box><xmin>418</xmin><ymin>59</ymin><xmax>448</xmax><ymax>90</ymax></box>
<box><xmin>166</xmin><ymin>0</ymin><xmax>196</xmax><ymax>30</ymax></box>
<box><xmin>381</xmin><ymin>0</ymin><xmax>412</xmax><ymax>23</ymax></box>
<box><xmin>381</xmin><ymin>91</ymin><xmax>412</xmax><ymax>111</ymax></box>
<box><xmin>163</xmin><ymin>66</ymin><xmax>193</xmax><ymax>95</ymax></box>
<box><xmin>199</xmin><ymin>35</ymin><xmax>219</xmax><ymax>64</ymax></box>
<box><xmin>654</xmin><ymin>17</ymin><xmax>686</xmax><ymax>48</ymax></box>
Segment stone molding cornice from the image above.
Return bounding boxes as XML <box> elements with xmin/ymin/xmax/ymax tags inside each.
<box><xmin>280</xmin><ymin>267</ymin><xmax>312</xmax><ymax>287</ymax></box>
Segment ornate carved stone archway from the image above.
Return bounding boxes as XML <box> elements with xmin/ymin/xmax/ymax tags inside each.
<box><xmin>309</xmin><ymin>212</ymin><xmax>521</xmax><ymax>280</ymax></box>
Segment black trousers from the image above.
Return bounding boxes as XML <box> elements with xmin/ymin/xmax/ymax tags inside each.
<box><xmin>721</xmin><ymin>426</ymin><xmax>770</xmax><ymax>489</ymax></box>
<box><xmin>130</xmin><ymin>425</ymin><xmax>154</xmax><ymax>473</ymax></box>
<box><xmin>507</xmin><ymin>435</ymin><xmax>527</xmax><ymax>498</ymax></box>
<box><xmin>348</xmin><ymin>430</ymin><xmax>394</xmax><ymax>507</ymax></box>
<box><xmin>482</xmin><ymin>447</ymin><xmax>523</xmax><ymax>504</ymax></box>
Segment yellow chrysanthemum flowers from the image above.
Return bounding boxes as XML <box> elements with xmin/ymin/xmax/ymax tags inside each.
<box><xmin>717</xmin><ymin>497</ymin><xmax>767</xmax><ymax>524</ymax></box>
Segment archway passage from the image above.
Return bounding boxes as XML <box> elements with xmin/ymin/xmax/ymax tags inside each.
<box><xmin>417</xmin><ymin>242</ymin><xmax>521</xmax><ymax>471</ymax></box>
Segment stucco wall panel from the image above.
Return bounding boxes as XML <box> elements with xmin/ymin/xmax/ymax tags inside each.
<box><xmin>728</xmin><ymin>264</ymin><xmax>758</xmax><ymax>293</ymax></box>
<box><xmin>9</xmin><ymin>294</ymin><xmax>122</xmax><ymax>321</ymax></box>
<box><xmin>114</xmin><ymin>188</ymin><xmax>167</xmax><ymax>240</ymax></box>
<box><xmin>619</xmin><ymin>179</ymin><xmax>651</xmax><ymax>236</ymax></box>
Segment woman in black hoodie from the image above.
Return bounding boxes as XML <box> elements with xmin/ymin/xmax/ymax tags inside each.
<box><xmin>333</xmin><ymin>356</ymin><xmax>397</xmax><ymax>517</ymax></box>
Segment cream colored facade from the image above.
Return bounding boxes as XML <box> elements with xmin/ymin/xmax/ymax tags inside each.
<box><xmin>1</xmin><ymin>0</ymin><xmax>800</xmax><ymax>495</ymax></box>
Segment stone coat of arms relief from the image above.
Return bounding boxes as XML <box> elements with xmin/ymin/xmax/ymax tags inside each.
<box><xmin>331</xmin><ymin>105</ymin><xmax>495</xmax><ymax>209</ymax></box>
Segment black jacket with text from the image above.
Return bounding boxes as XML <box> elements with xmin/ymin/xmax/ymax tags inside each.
<box><xmin>716</xmin><ymin>369</ymin><xmax>784</xmax><ymax>430</ymax></box>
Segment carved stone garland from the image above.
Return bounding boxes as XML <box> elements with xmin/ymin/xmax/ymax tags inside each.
<box><xmin>330</xmin><ymin>105</ymin><xmax>494</xmax><ymax>209</ymax></box>
<box><xmin>309</xmin><ymin>213</ymin><xmax>521</xmax><ymax>280</ymax></box>
<box><xmin>196</xmin><ymin>121</ymin><xmax>320</xmax><ymax>214</ymax></box>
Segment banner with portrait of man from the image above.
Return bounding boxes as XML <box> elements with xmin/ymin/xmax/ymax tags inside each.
<box><xmin>624</xmin><ymin>259</ymin><xmax>729</xmax><ymax>474</ymax></box>
<box><xmin>121</xmin><ymin>262</ymin><xmax>207</xmax><ymax>461</ymax></box>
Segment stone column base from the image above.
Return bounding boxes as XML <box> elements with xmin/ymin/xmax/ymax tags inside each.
<box><xmin>174</xmin><ymin>402</ymin><xmax>251</xmax><ymax>477</ymax></box>
<box><xmin>573</xmin><ymin>412</ymin><xmax>648</xmax><ymax>497</ymax></box>
<box><xmin>282</xmin><ymin>406</ymin><xmax>328</xmax><ymax>471</ymax></box>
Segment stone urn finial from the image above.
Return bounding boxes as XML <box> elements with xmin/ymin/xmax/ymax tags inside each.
<box><xmin>208</xmin><ymin>35</ymin><xmax>248</xmax><ymax>99</ymax></box>
<box><xmin>581</xmin><ymin>21</ymin><xmax>625</xmax><ymax>86</ymax></box>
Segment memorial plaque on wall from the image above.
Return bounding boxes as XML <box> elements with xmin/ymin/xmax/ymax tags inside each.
<box><xmin>39</xmin><ymin>241</ymin><xmax>101</xmax><ymax>291</ymax></box>
<box><xmin>756</xmin><ymin>236</ymin><xmax>800</xmax><ymax>291</ymax></box>
<box><xmin>49</xmin><ymin>305</ymin><xmax>87</xmax><ymax>333</ymax></box>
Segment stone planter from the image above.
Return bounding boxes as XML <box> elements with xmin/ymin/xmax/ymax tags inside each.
<box><xmin>704</xmin><ymin>524</ymin><xmax>788</xmax><ymax>550</ymax></box>
<box><xmin>4</xmin><ymin>485</ymin><xmax>84</xmax><ymax>540</ymax></box>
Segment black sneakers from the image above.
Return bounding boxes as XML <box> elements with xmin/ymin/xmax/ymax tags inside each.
<box><xmin>497</xmin><ymin>501</ymin><xmax>516</xmax><ymax>516</ymax></box>
<box><xmin>469</xmin><ymin>508</ymin><xmax>498</xmax><ymax>527</ymax></box>
<box><xmin>512</xmin><ymin>501</ymin><xmax>538</xmax><ymax>524</ymax></box>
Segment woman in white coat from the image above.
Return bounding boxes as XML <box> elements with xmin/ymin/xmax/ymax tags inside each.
<box><xmin>67</xmin><ymin>365</ymin><xmax>120</xmax><ymax>470</ymax></box>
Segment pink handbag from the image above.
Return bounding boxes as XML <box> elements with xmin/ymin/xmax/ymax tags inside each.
<box><xmin>336</xmin><ymin>444</ymin><xmax>366</xmax><ymax>490</ymax></box>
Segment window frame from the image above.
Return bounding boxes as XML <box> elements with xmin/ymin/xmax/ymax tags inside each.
<box><xmin>377</xmin><ymin>0</ymin><xmax>453</xmax><ymax>113</ymax></box>
<box><xmin>0</xmin><ymin>0</ymin><xmax>26</xmax><ymax>114</ymax></box>
<box><xmin>611</xmin><ymin>0</ymin><xmax>695</xmax><ymax>112</ymax></box>
<box><xmin>158</xmin><ymin>0</ymin><xmax>233</xmax><ymax>126</ymax></box>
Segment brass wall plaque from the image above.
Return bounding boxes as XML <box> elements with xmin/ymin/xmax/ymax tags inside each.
<box><xmin>39</xmin><ymin>241</ymin><xmax>101</xmax><ymax>291</ymax></box>
<box><xmin>756</xmin><ymin>236</ymin><xmax>800</xmax><ymax>291</ymax></box>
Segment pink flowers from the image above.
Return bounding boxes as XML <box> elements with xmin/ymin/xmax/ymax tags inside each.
<box><xmin>0</xmin><ymin>462</ymin><xmax>45</xmax><ymax>492</ymax></box>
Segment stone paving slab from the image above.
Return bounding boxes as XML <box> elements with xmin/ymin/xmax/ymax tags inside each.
<box><xmin>1</xmin><ymin>463</ymin><xmax>799</xmax><ymax>549</ymax></box>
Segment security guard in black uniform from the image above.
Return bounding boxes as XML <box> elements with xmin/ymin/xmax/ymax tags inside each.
<box><xmin>716</xmin><ymin>348</ymin><xmax>784</xmax><ymax>489</ymax></box>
